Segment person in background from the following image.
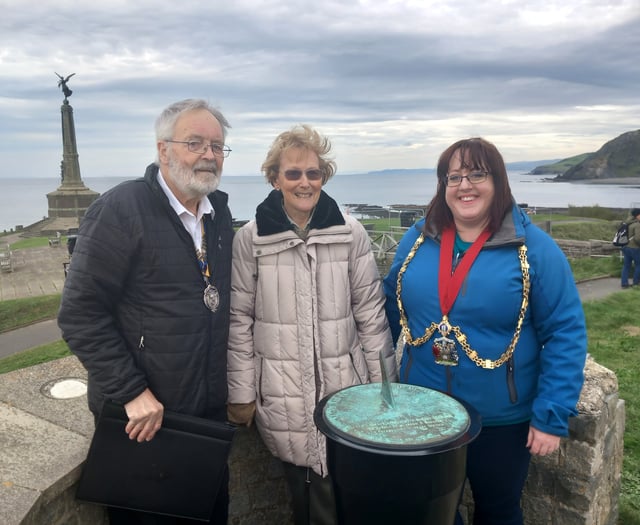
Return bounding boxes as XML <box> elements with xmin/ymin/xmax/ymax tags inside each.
<box><xmin>383</xmin><ymin>137</ymin><xmax>587</xmax><ymax>525</ymax></box>
<box><xmin>58</xmin><ymin>99</ymin><xmax>234</xmax><ymax>524</ymax></box>
<box><xmin>227</xmin><ymin>125</ymin><xmax>396</xmax><ymax>525</ymax></box>
<box><xmin>621</xmin><ymin>208</ymin><xmax>640</xmax><ymax>288</ymax></box>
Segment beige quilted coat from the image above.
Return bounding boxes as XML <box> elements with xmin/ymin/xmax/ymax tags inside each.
<box><xmin>228</xmin><ymin>211</ymin><xmax>396</xmax><ymax>476</ymax></box>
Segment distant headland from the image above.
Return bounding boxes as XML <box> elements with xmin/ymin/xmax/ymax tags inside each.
<box><xmin>530</xmin><ymin>129</ymin><xmax>640</xmax><ymax>182</ymax></box>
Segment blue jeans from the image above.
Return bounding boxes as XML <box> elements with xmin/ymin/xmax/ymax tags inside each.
<box><xmin>455</xmin><ymin>422</ymin><xmax>531</xmax><ymax>525</ymax></box>
<box><xmin>621</xmin><ymin>246</ymin><xmax>640</xmax><ymax>286</ymax></box>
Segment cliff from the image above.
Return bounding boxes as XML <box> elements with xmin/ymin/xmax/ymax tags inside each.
<box><xmin>556</xmin><ymin>130</ymin><xmax>640</xmax><ymax>181</ymax></box>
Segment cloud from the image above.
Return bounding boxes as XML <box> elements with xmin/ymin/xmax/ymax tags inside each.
<box><xmin>0</xmin><ymin>0</ymin><xmax>639</xmax><ymax>178</ymax></box>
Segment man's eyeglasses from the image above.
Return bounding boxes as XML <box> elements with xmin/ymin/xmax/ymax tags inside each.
<box><xmin>445</xmin><ymin>171</ymin><xmax>489</xmax><ymax>187</ymax></box>
<box><xmin>166</xmin><ymin>139</ymin><xmax>232</xmax><ymax>158</ymax></box>
<box><xmin>282</xmin><ymin>169</ymin><xmax>324</xmax><ymax>181</ymax></box>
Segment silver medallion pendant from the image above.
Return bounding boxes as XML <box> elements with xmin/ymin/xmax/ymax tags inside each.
<box><xmin>203</xmin><ymin>284</ymin><xmax>220</xmax><ymax>313</ymax></box>
<box><xmin>432</xmin><ymin>336</ymin><xmax>458</xmax><ymax>366</ymax></box>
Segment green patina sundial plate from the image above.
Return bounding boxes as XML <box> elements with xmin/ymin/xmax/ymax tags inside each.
<box><xmin>323</xmin><ymin>383</ymin><xmax>470</xmax><ymax>448</ymax></box>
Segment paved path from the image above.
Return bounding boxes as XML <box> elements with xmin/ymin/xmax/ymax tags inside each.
<box><xmin>575</xmin><ymin>276</ymin><xmax>625</xmax><ymax>302</ymax></box>
<box><xmin>0</xmin><ymin>244</ymin><xmax>68</xmax><ymax>301</ymax></box>
<box><xmin>0</xmin><ymin>320</ymin><xmax>62</xmax><ymax>359</ymax></box>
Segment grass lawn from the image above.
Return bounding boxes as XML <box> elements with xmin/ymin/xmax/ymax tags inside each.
<box><xmin>9</xmin><ymin>236</ymin><xmax>67</xmax><ymax>250</ymax></box>
<box><xmin>0</xmin><ymin>340</ymin><xmax>70</xmax><ymax>375</ymax></box>
<box><xmin>569</xmin><ymin>254</ymin><xmax>622</xmax><ymax>281</ymax></box>
<box><xmin>584</xmin><ymin>291</ymin><xmax>640</xmax><ymax>523</ymax></box>
<box><xmin>0</xmin><ymin>294</ymin><xmax>61</xmax><ymax>333</ymax></box>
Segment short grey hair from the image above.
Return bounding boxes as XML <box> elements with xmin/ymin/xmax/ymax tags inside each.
<box><xmin>154</xmin><ymin>99</ymin><xmax>231</xmax><ymax>163</ymax></box>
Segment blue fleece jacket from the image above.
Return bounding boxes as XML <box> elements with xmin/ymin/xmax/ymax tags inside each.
<box><xmin>383</xmin><ymin>205</ymin><xmax>587</xmax><ymax>436</ymax></box>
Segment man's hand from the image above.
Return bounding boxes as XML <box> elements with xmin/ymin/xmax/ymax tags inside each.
<box><xmin>124</xmin><ymin>388</ymin><xmax>164</xmax><ymax>442</ymax></box>
<box><xmin>527</xmin><ymin>426</ymin><xmax>561</xmax><ymax>456</ymax></box>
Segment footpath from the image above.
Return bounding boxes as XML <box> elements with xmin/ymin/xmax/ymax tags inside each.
<box><xmin>0</xmin><ymin>234</ymin><xmax>628</xmax><ymax>358</ymax></box>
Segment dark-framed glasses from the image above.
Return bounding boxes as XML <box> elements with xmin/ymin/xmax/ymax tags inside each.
<box><xmin>282</xmin><ymin>168</ymin><xmax>324</xmax><ymax>181</ymax></box>
<box><xmin>166</xmin><ymin>139</ymin><xmax>231</xmax><ymax>158</ymax></box>
<box><xmin>445</xmin><ymin>171</ymin><xmax>489</xmax><ymax>187</ymax></box>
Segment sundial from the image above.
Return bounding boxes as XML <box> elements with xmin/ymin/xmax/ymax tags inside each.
<box><xmin>322</xmin><ymin>383</ymin><xmax>470</xmax><ymax>450</ymax></box>
<box><xmin>321</xmin><ymin>353</ymin><xmax>470</xmax><ymax>450</ymax></box>
<box><xmin>314</xmin><ymin>354</ymin><xmax>480</xmax><ymax>523</ymax></box>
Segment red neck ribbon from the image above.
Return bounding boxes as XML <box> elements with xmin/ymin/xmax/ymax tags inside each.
<box><xmin>438</xmin><ymin>226</ymin><xmax>491</xmax><ymax>316</ymax></box>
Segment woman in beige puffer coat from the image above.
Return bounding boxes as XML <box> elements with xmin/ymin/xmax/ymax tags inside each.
<box><xmin>227</xmin><ymin>125</ymin><xmax>396</xmax><ymax>525</ymax></box>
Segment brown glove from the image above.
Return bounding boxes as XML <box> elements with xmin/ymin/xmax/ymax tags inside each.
<box><xmin>227</xmin><ymin>402</ymin><xmax>256</xmax><ymax>427</ymax></box>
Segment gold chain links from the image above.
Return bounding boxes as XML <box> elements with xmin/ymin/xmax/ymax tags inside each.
<box><xmin>396</xmin><ymin>233</ymin><xmax>530</xmax><ymax>369</ymax></box>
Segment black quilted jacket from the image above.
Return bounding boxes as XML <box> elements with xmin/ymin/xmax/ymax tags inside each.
<box><xmin>58</xmin><ymin>163</ymin><xmax>233</xmax><ymax>420</ymax></box>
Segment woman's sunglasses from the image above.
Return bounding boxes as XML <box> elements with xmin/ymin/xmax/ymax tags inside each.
<box><xmin>282</xmin><ymin>169</ymin><xmax>323</xmax><ymax>181</ymax></box>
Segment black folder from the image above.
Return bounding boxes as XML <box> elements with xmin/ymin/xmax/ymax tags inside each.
<box><xmin>76</xmin><ymin>401</ymin><xmax>236</xmax><ymax>521</ymax></box>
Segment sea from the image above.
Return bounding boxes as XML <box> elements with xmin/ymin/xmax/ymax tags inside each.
<box><xmin>1</xmin><ymin>171</ymin><xmax>640</xmax><ymax>232</ymax></box>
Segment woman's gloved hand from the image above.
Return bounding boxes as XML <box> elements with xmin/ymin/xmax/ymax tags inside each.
<box><xmin>227</xmin><ymin>402</ymin><xmax>256</xmax><ymax>427</ymax></box>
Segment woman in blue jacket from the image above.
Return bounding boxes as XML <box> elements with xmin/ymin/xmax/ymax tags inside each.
<box><xmin>384</xmin><ymin>138</ymin><xmax>587</xmax><ymax>525</ymax></box>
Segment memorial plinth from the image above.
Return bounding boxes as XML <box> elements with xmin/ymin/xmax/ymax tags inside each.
<box><xmin>314</xmin><ymin>383</ymin><xmax>481</xmax><ymax>525</ymax></box>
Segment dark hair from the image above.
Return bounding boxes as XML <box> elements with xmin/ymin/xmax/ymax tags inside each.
<box><xmin>425</xmin><ymin>137</ymin><xmax>513</xmax><ymax>233</ymax></box>
<box><xmin>632</xmin><ymin>208</ymin><xmax>640</xmax><ymax>217</ymax></box>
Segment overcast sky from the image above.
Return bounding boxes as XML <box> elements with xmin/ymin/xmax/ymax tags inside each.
<box><xmin>1</xmin><ymin>0</ymin><xmax>639</xmax><ymax>179</ymax></box>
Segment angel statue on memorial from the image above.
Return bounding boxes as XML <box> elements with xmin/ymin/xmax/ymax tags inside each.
<box><xmin>55</xmin><ymin>72</ymin><xmax>75</xmax><ymax>100</ymax></box>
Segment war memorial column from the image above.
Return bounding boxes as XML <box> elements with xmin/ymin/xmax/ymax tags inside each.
<box><xmin>46</xmin><ymin>73</ymin><xmax>98</xmax><ymax>225</ymax></box>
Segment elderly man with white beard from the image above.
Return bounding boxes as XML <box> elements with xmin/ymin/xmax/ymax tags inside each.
<box><xmin>58</xmin><ymin>99</ymin><xmax>234</xmax><ymax>524</ymax></box>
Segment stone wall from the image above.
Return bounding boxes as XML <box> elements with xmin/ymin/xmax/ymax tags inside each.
<box><xmin>522</xmin><ymin>356</ymin><xmax>625</xmax><ymax>525</ymax></box>
<box><xmin>554</xmin><ymin>239</ymin><xmax>619</xmax><ymax>259</ymax></box>
<box><xmin>1</xmin><ymin>354</ymin><xmax>624</xmax><ymax>524</ymax></box>
<box><xmin>459</xmin><ymin>356</ymin><xmax>624</xmax><ymax>525</ymax></box>
<box><xmin>18</xmin><ymin>468</ymin><xmax>107</xmax><ymax>525</ymax></box>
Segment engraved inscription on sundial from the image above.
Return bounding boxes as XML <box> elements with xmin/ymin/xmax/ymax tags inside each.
<box><xmin>323</xmin><ymin>383</ymin><xmax>470</xmax><ymax>447</ymax></box>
